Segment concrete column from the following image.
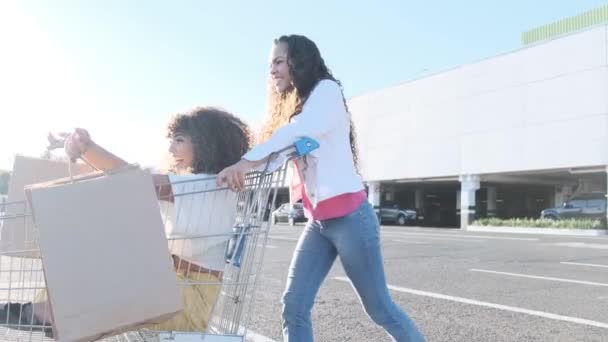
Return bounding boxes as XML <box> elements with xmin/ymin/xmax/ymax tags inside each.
<box><xmin>456</xmin><ymin>190</ymin><xmax>461</xmax><ymax>219</ymax></box>
<box><xmin>385</xmin><ymin>188</ymin><xmax>395</xmax><ymax>202</ymax></box>
<box><xmin>459</xmin><ymin>175</ymin><xmax>480</xmax><ymax>229</ymax></box>
<box><xmin>554</xmin><ymin>185</ymin><xmax>573</xmax><ymax>208</ymax></box>
<box><xmin>415</xmin><ymin>189</ymin><xmax>424</xmax><ymax>211</ymax></box>
<box><xmin>367</xmin><ymin>181</ymin><xmax>381</xmax><ymax>207</ymax></box>
<box><xmin>487</xmin><ymin>187</ymin><xmax>497</xmax><ymax>217</ymax></box>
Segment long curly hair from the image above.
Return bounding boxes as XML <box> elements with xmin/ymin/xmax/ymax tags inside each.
<box><xmin>167</xmin><ymin>107</ymin><xmax>251</xmax><ymax>174</ymax></box>
<box><xmin>260</xmin><ymin>34</ymin><xmax>359</xmax><ymax>169</ymax></box>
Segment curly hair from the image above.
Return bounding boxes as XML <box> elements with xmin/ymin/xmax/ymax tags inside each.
<box><xmin>167</xmin><ymin>107</ymin><xmax>251</xmax><ymax>174</ymax></box>
<box><xmin>260</xmin><ymin>34</ymin><xmax>359</xmax><ymax>170</ymax></box>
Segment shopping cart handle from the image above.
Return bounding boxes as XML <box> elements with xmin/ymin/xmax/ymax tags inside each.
<box><xmin>294</xmin><ymin>137</ymin><xmax>319</xmax><ymax>157</ymax></box>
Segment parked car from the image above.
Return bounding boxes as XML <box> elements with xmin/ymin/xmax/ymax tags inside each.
<box><xmin>272</xmin><ymin>203</ymin><xmax>306</xmax><ymax>225</ymax></box>
<box><xmin>374</xmin><ymin>203</ymin><xmax>420</xmax><ymax>226</ymax></box>
<box><xmin>540</xmin><ymin>192</ymin><xmax>606</xmax><ymax>223</ymax></box>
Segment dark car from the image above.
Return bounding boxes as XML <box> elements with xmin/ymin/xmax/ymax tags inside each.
<box><xmin>374</xmin><ymin>203</ymin><xmax>420</xmax><ymax>226</ymax></box>
<box><xmin>272</xmin><ymin>203</ymin><xmax>306</xmax><ymax>225</ymax></box>
<box><xmin>540</xmin><ymin>192</ymin><xmax>606</xmax><ymax>223</ymax></box>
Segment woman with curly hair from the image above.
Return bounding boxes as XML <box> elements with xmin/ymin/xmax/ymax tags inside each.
<box><xmin>217</xmin><ymin>35</ymin><xmax>425</xmax><ymax>341</ymax></box>
<box><xmin>1</xmin><ymin>107</ymin><xmax>251</xmax><ymax>336</ymax></box>
<box><xmin>62</xmin><ymin>106</ymin><xmax>251</xmax><ymax>178</ymax></box>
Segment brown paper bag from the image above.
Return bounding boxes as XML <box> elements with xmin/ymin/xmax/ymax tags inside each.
<box><xmin>26</xmin><ymin>166</ymin><xmax>182</xmax><ymax>342</ymax></box>
<box><xmin>1</xmin><ymin>156</ymin><xmax>93</xmax><ymax>258</ymax></box>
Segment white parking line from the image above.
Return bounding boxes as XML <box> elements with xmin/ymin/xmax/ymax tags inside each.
<box><xmin>257</xmin><ymin>244</ymin><xmax>278</xmax><ymax>249</ymax></box>
<box><xmin>550</xmin><ymin>242</ymin><xmax>608</xmax><ymax>250</ymax></box>
<box><xmin>161</xmin><ymin>330</ymin><xmax>278</xmax><ymax>342</ymax></box>
<box><xmin>470</xmin><ymin>269</ymin><xmax>608</xmax><ymax>287</ymax></box>
<box><xmin>389</xmin><ymin>239</ymin><xmax>431</xmax><ymax>245</ymax></box>
<box><xmin>268</xmin><ymin>237</ymin><xmax>299</xmax><ymax>242</ymax></box>
<box><xmin>561</xmin><ymin>261</ymin><xmax>608</xmax><ymax>269</ymax></box>
<box><xmin>246</xmin><ymin>330</ymin><xmax>278</xmax><ymax>342</ymax></box>
<box><xmin>385</xmin><ymin>236</ymin><xmax>484</xmax><ymax>243</ymax></box>
<box><xmin>380</xmin><ymin>231</ymin><xmax>537</xmax><ymax>241</ymax></box>
<box><xmin>333</xmin><ymin>277</ymin><xmax>608</xmax><ymax>329</ymax></box>
<box><xmin>555</xmin><ymin>235</ymin><xmax>608</xmax><ymax>241</ymax></box>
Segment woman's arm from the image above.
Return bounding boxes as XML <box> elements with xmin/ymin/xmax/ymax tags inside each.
<box><xmin>80</xmin><ymin>143</ymin><xmax>129</xmax><ymax>171</ymax></box>
<box><xmin>242</xmin><ymin>79</ymin><xmax>345</xmax><ymax>163</ymax></box>
<box><xmin>61</xmin><ymin>128</ymin><xmax>128</xmax><ymax>171</ymax></box>
<box><xmin>59</xmin><ymin>128</ymin><xmax>174</xmax><ymax>201</ymax></box>
<box><xmin>153</xmin><ymin>174</ymin><xmax>174</xmax><ymax>202</ymax></box>
<box><xmin>217</xmin><ymin>80</ymin><xmax>345</xmax><ymax>190</ymax></box>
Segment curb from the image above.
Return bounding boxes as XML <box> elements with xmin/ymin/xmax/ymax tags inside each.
<box><xmin>467</xmin><ymin>226</ymin><xmax>608</xmax><ymax>236</ymax></box>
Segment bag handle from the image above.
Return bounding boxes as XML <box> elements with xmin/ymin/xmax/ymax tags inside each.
<box><xmin>46</xmin><ymin>132</ymin><xmax>99</xmax><ymax>181</ymax></box>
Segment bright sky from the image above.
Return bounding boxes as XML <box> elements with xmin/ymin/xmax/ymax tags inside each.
<box><xmin>1</xmin><ymin>0</ymin><xmax>606</xmax><ymax>170</ymax></box>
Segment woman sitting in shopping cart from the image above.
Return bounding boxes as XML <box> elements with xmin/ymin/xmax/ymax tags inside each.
<box><xmin>0</xmin><ymin>106</ymin><xmax>251</xmax><ymax>335</ymax></box>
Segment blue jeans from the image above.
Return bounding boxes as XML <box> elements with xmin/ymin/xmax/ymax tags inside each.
<box><xmin>281</xmin><ymin>201</ymin><xmax>425</xmax><ymax>342</ymax></box>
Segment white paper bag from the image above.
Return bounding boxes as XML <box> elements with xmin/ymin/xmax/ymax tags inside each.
<box><xmin>26</xmin><ymin>166</ymin><xmax>182</xmax><ymax>341</ymax></box>
<box><xmin>1</xmin><ymin>156</ymin><xmax>93</xmax><ymax>258</ymax></box>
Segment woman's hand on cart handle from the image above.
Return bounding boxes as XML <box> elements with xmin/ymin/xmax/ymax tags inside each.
<box><xmin>217</xmin><ymin>159</ymin><xmax>259</xmax><ymax>191</ymax></box>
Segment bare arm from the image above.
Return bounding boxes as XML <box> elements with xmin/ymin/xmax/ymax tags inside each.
<box><xmin>84</xmin><ymin>145</ymin><xmax>174</xmax><ymax>201</ymax></box>
<box><xmin>153</xmin><ymin>174</ymin><xmax>174</xmax><ymax>202</ymax></box>
<box><xmin>83</xmin><ymin>145</ymin><xmax>174</xmax><ymax>201</ymax></box>
<box><xmin>80</xmin><ymin>142</ymin><xmax>128</xmax><ymax>172</ymax></box>
<box><xmin>59</xmin><ymin>128</ymin><xmax>174</xmax><ymax>201</ymax></box>
<box><xmin>60</xmin><ymin>128</ymin><xmax>127</xmax><ymax>172</ymax></box>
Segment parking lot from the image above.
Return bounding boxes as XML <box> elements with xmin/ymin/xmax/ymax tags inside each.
<box><xmin>246</xmin><ymin>224</ymin><xmax>608</xmax><ymax>341</ymax></box>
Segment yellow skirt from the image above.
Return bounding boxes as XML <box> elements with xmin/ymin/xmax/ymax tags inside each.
<box><xmin>143</xmin><ymin>270</ymin><xmax>221</xmax><ymax>331</ymax></box>
<box><xmin>34</xmin><ymin>270</ymin><xmax>222</xmax><ymax>332</ymax></box>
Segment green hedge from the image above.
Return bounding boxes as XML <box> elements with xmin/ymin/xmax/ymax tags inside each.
<box><xmin>472</xmin><ymin>217</ymin><xmax>606</xmax><ymax>229</ymax></box>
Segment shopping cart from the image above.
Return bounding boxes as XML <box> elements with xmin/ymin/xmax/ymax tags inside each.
<box><xmin>0</xmin><ymin>137</ymin><xmax>319</xmax><ymax>341</ymax></box>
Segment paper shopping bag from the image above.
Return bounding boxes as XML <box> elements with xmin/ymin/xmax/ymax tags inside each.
<box><xmin>1</xmin><ymin>156</ymin><xmax>94</xmax><ymax>258</ymax></box>
<box><xmin>25</xmin><ymin>166</ymin><xmax>182</xmax><ymax>342</ymax></box>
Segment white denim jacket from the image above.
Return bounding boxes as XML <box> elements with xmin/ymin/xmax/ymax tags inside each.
<box><xmin>243</xmin><ymin>80</ymin><xmax>364</xmax><ymax>207</ymax></box>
